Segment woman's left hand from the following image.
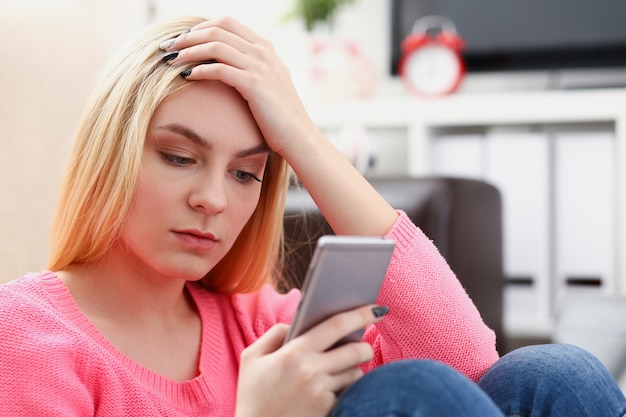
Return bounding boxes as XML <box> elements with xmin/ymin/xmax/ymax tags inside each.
<box><xmin>161</xmin><ymin>16</ymin><xmax>317</xmax><ymax>156</ymax></box>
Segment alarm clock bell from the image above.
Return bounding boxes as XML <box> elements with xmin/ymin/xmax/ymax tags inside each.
<box><xmin>398</xmin><ymin>15</ymin><xmax>466</xmax><ymax>96</ymax></box>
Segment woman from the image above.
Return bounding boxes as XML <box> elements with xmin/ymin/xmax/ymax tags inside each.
<box><xmin>0</xmin><ymin>15</ymin><xmax>623</xmax><ymax>417</ymax></box>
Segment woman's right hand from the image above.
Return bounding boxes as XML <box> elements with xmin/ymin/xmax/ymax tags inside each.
<box><xmin>234</xmin><ymin>304</ymin><xmax>388</xmax><ymax>417</ymax></box>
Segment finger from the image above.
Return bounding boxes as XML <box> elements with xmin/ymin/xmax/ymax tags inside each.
<box><xmin>167</xmin><ymin>26</ymin><xmax>252</xmax><ymax>62</ymax></box>
<box><xmin>323</xmin><ymin>341</ymin><xmax>374</xmax><ymax>372</ymax></box>
<box><xmin>164</xmin><ymin>30</ymin><xmax>264</xmax><ymax>85</ymax></box>
<box><xmin>327</xmin><ymin>366</ymin><xmax>364</xmax><ymax>393</ymax></box>
<box><xmin>293</xmin><ymin>304</ymin><xmax>389</xmax><ymax>352</ymax></box>
<box><xmin>190</xmin><ymin>16</ymin><xmax>266</xmax><ymax>44</ymax></box>
<box><xmin>171</xmin><ymin>41</ymin><xmax>247</xmax><ymax>71</ymax></box>
<box><xmin>243</xmin><ymin>323</ymin><xmax>290</xmax><ymax>358</ymax></box>
<box><xmin>298</xmin><ymin>341</ymin><xmax>373</xmax><ymax>382</ymax></box>
<box><xmin>179</xmin><ymin>61</ymin><xmax>253</xmax><ymax>95</ymax></box>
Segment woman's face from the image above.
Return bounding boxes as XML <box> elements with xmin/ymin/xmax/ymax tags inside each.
<box><xmin>117</xmin><ymin>81</ymin><xmax>268</xmax><ymax>282</ymax></box>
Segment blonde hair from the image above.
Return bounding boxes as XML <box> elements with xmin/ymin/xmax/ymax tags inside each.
<box><xmin>48</xmin><ymin>16</ymin><xmax>291</xmax><ymax>293</ymax></box>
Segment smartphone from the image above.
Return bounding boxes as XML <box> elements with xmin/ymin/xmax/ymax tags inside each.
<box><xmin>283</xmin><ymin>235</ymin><xmax>396</xmax><ymax>346</ymax></box>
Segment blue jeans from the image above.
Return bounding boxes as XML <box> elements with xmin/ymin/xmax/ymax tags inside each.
<box><xmin>329</xmin><ymin>344</ymin><xmax>626</xmax><ymax>417</ymax></box>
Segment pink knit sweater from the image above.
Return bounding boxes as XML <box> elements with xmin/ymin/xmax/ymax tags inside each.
<box><xmin>0</xmin><ymin>212</ymin><xmax>498</xmax><ymax>416</ymax></box>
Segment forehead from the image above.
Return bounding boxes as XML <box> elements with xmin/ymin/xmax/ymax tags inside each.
<box><xmin>150</xmin><ymin>80</ymin><xmax>263</xmax><ymax>144</ymax></box>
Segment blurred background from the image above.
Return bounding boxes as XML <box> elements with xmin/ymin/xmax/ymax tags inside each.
<box><xmin>3</xmin><ymin>0</ymin><xmax>626</xmax><ymax>388</ymax></box>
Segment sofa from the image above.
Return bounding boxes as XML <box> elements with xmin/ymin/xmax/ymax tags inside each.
<box><xmin>280</xmin><ymin>176</ymin><xmax>506</xmax><ymax>354</ymax></box>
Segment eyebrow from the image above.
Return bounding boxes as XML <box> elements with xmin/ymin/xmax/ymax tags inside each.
<box><xmin>156</xmin><ymin>123</ymin><xmax>271</xmax><ymax>157</ymax></box>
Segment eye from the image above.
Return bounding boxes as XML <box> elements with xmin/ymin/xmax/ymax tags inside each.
<box><xmin>159</xmin><ymin>152</ymin><xmax>195</xmax><ymax>167</ymax></box>
<box><xmin>232</xmin><ymin>169</ymin><xmax>262</xmax><ymax>183</ymax></box>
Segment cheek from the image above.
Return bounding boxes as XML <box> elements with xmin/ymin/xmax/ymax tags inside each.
<box><xmin>129</xmin><ymin>183</ymin><xmax>168</xmax><ymax>225</ymax></box>
<box><xmin>230</xmin><ymin>188</ymin><xmax>263</xmax><ymax>231</ymax></box>
<box><xmin>124</xmin><ymin>170</ymin><xmax>181</xmax><ymax>236</ymax></box>
<box><xmin>133</xmin><ymin>159</ymin><xmax>185</xmax><ymax>211</ymax></box>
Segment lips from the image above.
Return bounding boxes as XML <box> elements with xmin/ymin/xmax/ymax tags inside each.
<box><xmin>172</xmin><ymin>229</ymin><xmax>218</xmax><ymax>251</ymax></box>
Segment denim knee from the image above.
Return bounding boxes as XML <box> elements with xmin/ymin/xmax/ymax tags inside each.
<box><xmin>330</xmin><ymin>359</ymin><xmax>503</xmax><ymax>417</ymax></box>
<box><xmin>479</xmin><ymin>343</ymin><xmax>626</xmax><ymax>417</ymax></box>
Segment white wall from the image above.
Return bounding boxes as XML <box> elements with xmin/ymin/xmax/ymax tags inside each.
<box><xmin>0</xmin><ymin>0</ymin><xmax>110</xmax><ymax>281</ymax></box>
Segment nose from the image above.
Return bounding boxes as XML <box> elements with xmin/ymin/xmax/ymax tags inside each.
<box><xmin>188</xmin><ymin>171</ymin><xmax>227</xmax><ymax>215</ymax></box>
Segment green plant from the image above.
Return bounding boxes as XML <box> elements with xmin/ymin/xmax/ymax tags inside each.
<box><xmin>283</xmin><ymin>0</ymin><xmax>358</xmax><ymax>32</ymax></box>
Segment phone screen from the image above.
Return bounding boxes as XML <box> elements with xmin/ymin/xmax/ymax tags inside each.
<box><xmin>284</xmin><ymin>235</ymin><xmax>396</xmax><ymax>345</ymax></box>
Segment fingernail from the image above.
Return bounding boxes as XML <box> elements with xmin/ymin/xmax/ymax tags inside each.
<box><xmin>179</xmin><ymin>68</ymin><xmax>192</xmax><ymax>78</ymax></box>
<box><xmin>159</xmin><ymin>38</ymin><xmax>176</xmax><ymax>50</ymax></box>
<box><xmin>372</xmin><ymin>306</ymin><xmax>389</xmax><ymax>318</ymax></box>
<box><xmin>161</xmin><ymin>51</ymin><xmax>179</xmax><ymax>62</ymax></box>
<box><xmin>160</xmin><ymin>29</ymin><xmax>190</xmax><ymax>50</ymax></box>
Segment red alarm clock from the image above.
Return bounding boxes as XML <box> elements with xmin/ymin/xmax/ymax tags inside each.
<box><xmin>398</xmin><ymin>15</ymin><xmax>466</xmax><ymax>96</ymax></box>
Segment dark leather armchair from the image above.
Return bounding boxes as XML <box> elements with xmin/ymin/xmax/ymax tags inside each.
<box><xmin>281</xmin><ymin>176</ymin><xmax>505</xmax><ymax>354</ymax></box>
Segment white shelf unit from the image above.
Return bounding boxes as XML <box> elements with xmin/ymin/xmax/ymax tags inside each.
<box><xmin>308</xmin><ymin>88</ymin><xmax>626</xmax><ymax>338</ymax></box>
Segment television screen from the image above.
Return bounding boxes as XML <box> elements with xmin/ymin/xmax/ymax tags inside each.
<box><xmin>390</xmin><ymin>0</ymin><xmax>626</xmax><ymax>74</ymax></box>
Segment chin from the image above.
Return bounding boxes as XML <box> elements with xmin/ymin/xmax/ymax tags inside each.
<box><xmin>176</xmin><ymin>266</ymin><xmax>213</xmax><ymax>282</ymax></box>
<box><xmin>158</xmin><ymin>263</ymin><xmax>213</xmax><ymax>283</ymax></box>
<box><xmin>161</xmin><ymin>253</ymin><xmax>222</xmax><ymax>282</ymax></box>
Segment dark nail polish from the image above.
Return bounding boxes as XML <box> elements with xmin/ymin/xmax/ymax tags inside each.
<box><xmin>372</xmin><ymin>306</ymin><xmax>389</xmax><ymax>318</ymax></box>
<box><xmin>161</xmin><ymin>51</ymin><xmax>179</xmax><ymax>62</ymax></box>
<box><xmin>179</xmin><ymin>68</ymin><xmax>192</xmax><ymax>78</ymax></box>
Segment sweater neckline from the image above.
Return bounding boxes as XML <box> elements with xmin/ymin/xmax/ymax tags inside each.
<box><xmin>38</xmin><ymin>270</ymin><xmax>222</xmax><ymax>408</ymax></box>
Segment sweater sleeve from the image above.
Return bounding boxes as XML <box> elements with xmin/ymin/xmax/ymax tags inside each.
<box><xmin>361</xmin><ymin>211</ymin><xmax>500</xmax><ymax>382</ymax></box>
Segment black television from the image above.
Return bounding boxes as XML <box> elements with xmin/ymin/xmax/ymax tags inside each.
<box><xmin>390</xmin><ymin>0</ymin><xmax>626</xmax><ymax>75</ymax></box>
